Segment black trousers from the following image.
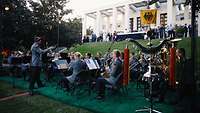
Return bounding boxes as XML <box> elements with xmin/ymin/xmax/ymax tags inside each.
<box><xmin>96</xmin><ymin>77</ymin><xmax>111</xmax><ymax>96</ymax></box>
<box><xmin>29</xmin><ymin>66</ymin><xmax>43</xmax><ymax>90</ymax></box>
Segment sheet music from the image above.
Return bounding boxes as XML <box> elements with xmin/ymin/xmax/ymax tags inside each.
<box><xmin>85</xmin><ymin>59</ymin><xmax>100</xmax><ymax>70</ymax></box>
<box><xmin>94</xmin><ymin>60</ymin><xmax>100</xmax><ymax>69</ymax></box>
<box><xmin>54</xmin><ymin>60</ymin><xmax>68</xmax><ymax>69</ymax></box>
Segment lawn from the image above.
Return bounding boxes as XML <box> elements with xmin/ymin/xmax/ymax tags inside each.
<box><xmin>0</xmin><ymin>81</ymin><xmax>93</xmax><ymax>113</ymax></box>
<box><xmin>69</xmin><ymin>38</ymin><xmax>200</xmax><ymax>78</ymax></box>
<box><xmin>0</xmin><ymin>38</ymin><xmax>199</xmax><ymax>113</ymax></box>
<box><xmin>69</xmin><ymin>38</ymin><xmax>199</xmax><ymax>57</ymax></box>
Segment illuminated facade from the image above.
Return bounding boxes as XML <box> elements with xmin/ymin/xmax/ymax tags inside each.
<box><xmin>82</xmin><ymin>0</ymin><xmax>200</xmax><ymax>37</ymax></box>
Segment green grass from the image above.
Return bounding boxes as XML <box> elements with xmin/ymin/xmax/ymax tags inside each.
<box><xmin>69</xmin><ymin>39</ymin><xmax>161</xmax><ymax>56</ymax></box>
<box><xmin>0</xmin><ymin>38</ymin><xmax>199</xmax><ymax>113</ymax></box>
<box><xmin>69</xmin><ymin>38</ymin><xmax>200</xmax><ymax>78</ymax></box>
<box><xmin>0</xmin><ymin>81</ymin><xmax>93</xmax><ymax>113</ymax></box>
<box><xmin>0</xmin><ymin>76</ymin><xmax>175</xmax><ymax>113</ymax></box>
<box><xmin>69</xmin><ymin>38</ymin><xmax>199</xmax><ymax>57</ymax></box>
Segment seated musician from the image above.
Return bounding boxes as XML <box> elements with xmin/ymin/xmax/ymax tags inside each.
<box><xmin>129</xmin><ymin>52</ymin><xmax>140</xmax><ymax>81</ymax></box>
<box><xmin>59</xmin><ymin>52</ymin><xmax>86</xmax><ymax>91</ymax></box>
<box><xmin>139</xmin><ymin>53</ymin><xmax>148</xmax><ymax>74</ymax></box>
<box><xmin>94</xmin><ymin>52</ymin><xmax>105</xmax><ymax>72</ymax></box>
<box><xmin>52</xmin><ymin>53</ymin><xmax>61</xmax><ymax>61</ymax></box>
<box><xmin>96</xmin><ymin>49</ymin><xmax>123</xmax><ymax>100</ymax></box>
<box><xmin>7</xmin><ymin>51</ymin><xmax>21</xmax><ymax>77</ymax></box>
<box><xmin>94</xmin><ymin>52</ymin><xmax>103</xmax><ymax>66</ymax></box>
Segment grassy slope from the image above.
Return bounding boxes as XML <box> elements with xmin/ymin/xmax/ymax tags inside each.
<box><xmin>69</xmin><ymin>39</ymin><xmax>161</xmax><ymax>55</ymax></box>
<box><xmin>0</xmin><ymin>81</ymin><xmax>93</xmax><ymax>113</ymax></box>
<box><xmin>69</xmin><ymin>38</ymin><xmax>200</xmax><ymax>77</ymax></box>
<box><xmin>69</xmin><ymin>38</ymin><xmax>199</xmax><ymax>57</ymax></box>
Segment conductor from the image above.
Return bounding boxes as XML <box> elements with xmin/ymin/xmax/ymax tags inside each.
<box><xmin>29</xmin><ymin>37</ymin><xmax>55</xmax><ymax>95</ymax></box>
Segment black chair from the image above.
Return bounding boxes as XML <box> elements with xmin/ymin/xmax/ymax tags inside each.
<box><xmin>56</xmin><ymin>70</ymin><xmax>94</xmax><ymax>96</ymax></box>
<box><xmin>105</xmin><ymin>73</ymin><xmax>128</xmax><ymax>96</ymax></box>
<box><xmin>70</xmin><ymin>70</ymin><xmax>93</xmax><ymax>96</ymax></box>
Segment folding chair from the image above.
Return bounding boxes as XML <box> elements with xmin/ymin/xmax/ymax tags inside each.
<box><xmin>70</xmin><ymin>70</ymin><xmax>93</xmax><ymax>96</ymax></box>
<box><xmin>105</xmin><ymin>73</ymin><xmax>128</xmax><ymax>96</ymax></box>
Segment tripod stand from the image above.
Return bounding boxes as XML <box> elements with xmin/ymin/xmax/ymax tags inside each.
<box><xmin>135</xmin><ymin>64</ymin><xmax>162</xmax><ymax>113</ymax></box>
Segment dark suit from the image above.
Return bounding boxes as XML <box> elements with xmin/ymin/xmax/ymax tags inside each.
<box><xmin>96</xmin><ymin>58</ymin><xmax>123</xmax><ymax>97</ymax></box>
<box><xmin>176</xmin><ymin>58</ymin><xmax>195</xmax><ymax>101</ymax></box>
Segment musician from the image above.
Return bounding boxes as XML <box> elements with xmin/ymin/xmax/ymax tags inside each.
<box><xmin>96</xmin><ymin>49</ymin><xmax>123</xmax><ymax>100</ymax></box>
<box><xmin>139</xmin><ymin>53</ymin><xmax>148</xmax><ymax>74</ymax></box>
<box><xmin>8</xmin><ymin>51</ymin><xmax>21</xmax><ymax>78</ymax></box>
<box><xmin>59</xmin><ymin>52</ymin><xmax>86</xmax><ymax>91</ymax></box>
<box><xmin>175</xmin><ymin>48</ymin><xmax>194</xmax><ymax>102</ymax></box>
<box><xmin>29</xmin><ymin>37</ymin><xmax>55</xmax><ymax>95</ymax></box>
<box><xmin>69</xmin><ymin>52</ymin><xmax>75</xmax><ymax>63</ymax></box>
<box><xmin>120</xmin><ymin>52</ymin><xmax>124</xmax><ymax>61</ymax></box>
<box><xmin>52</xmin><ymin>53</ymin><xmax>61</xmax><ymax>61</ymax></box>
<box><xmin>94</xmin><ymin>52</ymin><xmax>103</xmax><ymax>70</ymax></box>
<box><xmin>129</xmin><ymin>52</ymin><xmax>140</xmax><ymax>81</ymax></box>
<box><xmin>60</xmin><ymin>52</ymin><xmax>70</xmax><ymax>63</ymax></box>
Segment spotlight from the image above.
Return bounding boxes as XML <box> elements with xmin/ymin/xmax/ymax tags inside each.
<box><xmin>5</xmin><ymin>6</ymin><xmax>10</xmax><ymax>11</ymax></box>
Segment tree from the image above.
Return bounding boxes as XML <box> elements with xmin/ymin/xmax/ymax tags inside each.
<box><xmin>0</xmin><ymin>0</ymin><xmax>82</xmax><ymax>51</ymax></box>
<box><xmin>27</xmin><ymin>0</ymin><xmax>82</xmax><ymax>47</ymax></box>
<box><xmin>0</xmin><ymin>0</ymin><xmax>33</xmax><ymax>51</ymax></box>
<box><xmin>27</xmin><ymin>0</ymin><xmax>71</xmax><ymax>35</ymax></box>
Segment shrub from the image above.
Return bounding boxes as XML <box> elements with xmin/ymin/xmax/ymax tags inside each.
<box><xmin>175</xmin><ymin>26</ymin><xmax>185</xmax><ymax>37</ymax></box>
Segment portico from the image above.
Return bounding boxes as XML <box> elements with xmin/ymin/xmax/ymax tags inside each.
<box><xmin>82</xmin><ymin>0</ymin><xmax>200</xmax><ymax>37</ymax></box>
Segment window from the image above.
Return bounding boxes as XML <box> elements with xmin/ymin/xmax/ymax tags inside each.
<box><xmin>160</xmin><ymin>13</ymin><xmax>167</xmax><ymax>27</ymax></box>
<box><xmin>137</xmin><ymin>17</ymin><xmax>141</xmax><ymax>31</ymax></box>
<box><xmin>129</xmin><ymin>18</ymin><xmax>134</xmax><ymax>32</ymax></box>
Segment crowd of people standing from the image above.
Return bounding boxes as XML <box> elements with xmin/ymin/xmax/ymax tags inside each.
<box><xmin>82</xmin><ymin>24</ymin><xmax>192</xmax><ymax>43</ymax></box>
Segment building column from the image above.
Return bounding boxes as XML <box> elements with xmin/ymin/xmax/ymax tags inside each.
<box><xmin>124</xmin><ymin>4</ymin><xmax>130</xmax><ymax>33</ymax></box>
<box><xmin>157</xmin><ymin>10</ymin><xmax>160</xmax><ymax>27</ymax></box>
<box><xmin>184</xmin><ymin>5</ymin><xmax>189</xmax><ymax>23</ymax></box>
<box><xmin>96</xmin><ymin>11</ymin><xmax>102</xmax><ymax>37</ymax></box>
<box><xmin>134</xmin><ymin>11</ymin><xmax>140</xmax><ymax>31</ymax></box>
<box><xmin>82</xmin><ymin>14</ymin><xmax>87</xmax><ymax>39</ymax></box>
<box><xmin>167</xmin><ymin>0</ymin><xmax>174</xmax><ymax>26</ymax></box>
<box><xmin>112</xmin><ymin>7</ymin><xmax>117</xmax><ymax>33</ymax></box>
<box><xmin>105</xmin><ymin>16</ymin><xmax>110</xmax><ymax>33</ymax></box>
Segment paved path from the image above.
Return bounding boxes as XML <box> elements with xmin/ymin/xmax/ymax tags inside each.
<box><xmin>0</xmin><ymin>92</ymin><xmax>29</xmax><ymax>102</ymax></box>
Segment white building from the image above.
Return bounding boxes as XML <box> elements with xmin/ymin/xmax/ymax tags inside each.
<box><xmin>82</xmin><ymin>0</ymin><xmax>200</xmax><ymax>37</ymax></box>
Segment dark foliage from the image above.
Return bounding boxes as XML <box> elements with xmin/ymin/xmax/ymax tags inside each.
<box><xmin>0</xmin><ymin>0</ymin><xmax>82</xmax><ymax>51</ymax></box>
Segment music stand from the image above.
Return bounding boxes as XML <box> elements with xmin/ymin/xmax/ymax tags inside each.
<box><xmin>85</xmin><ymin>59</ymin><xmax>100</xmax><ymax>70</ymax></box>
<box><xmin>11</xmin><ymin>57</ymin><xmax>22</xmax><ymax>88</ymax></box>
<box><xmin>49</xmin><ymin>59</ymin><xmax>68</xmax><ymax>83</ymax></box>
<box><xmin>54</xmin><ymin>59</ymin><xmax>69</xmax><ymax>70</ymax></box>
